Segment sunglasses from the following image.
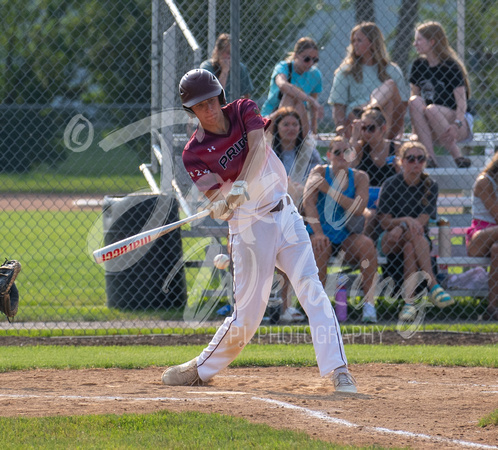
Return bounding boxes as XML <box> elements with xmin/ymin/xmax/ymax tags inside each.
<box><xmin>404</xmin><ymin>154</ymin><xmax>427</xmax><ymax>163</ymax></box>
<box><xmin>303</xmin><ymin>56</ymin><xmax>319</xmax><ymax>64</ymax></box>
<box><xmin>333</xmin><ymin>148</ymin><xmax>352</xmax><ymax>157</ymax></box>
<box><xmin>361</xmin><ymin>124</ymin><xmax>377</xmax><ymax>133</ymax></box>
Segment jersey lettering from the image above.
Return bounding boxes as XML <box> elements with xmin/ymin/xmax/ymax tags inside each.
<box><xmin>219</xmin><ymin>133</ymin><xmax>248</xmax><ymax>170</ymax></box>
<box><xmin>188</xmin><ymin>169</ymin><xmax>211</xmax><ymax>180</ymax></box>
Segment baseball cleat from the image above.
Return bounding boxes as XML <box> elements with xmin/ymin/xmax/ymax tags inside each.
<box><xmin>332</xmin><ymin>371</ymin><xmax>358</xmax><ymax>393</ymax></box>
<box><xmin>161</xmin><ymin>357</ymin><xmax>203</xmax><ymax>386</ymax></box>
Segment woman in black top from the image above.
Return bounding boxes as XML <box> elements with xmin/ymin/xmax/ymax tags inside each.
<box><xmin>377</xmin><ymin>141</ymin><xmax>454</xmax><ymax>321</ymax></box>
<box><xmin>350</xmin><ymin>107</ymin><xmax>400</xmax><ymax>238</ymax></box>
<box><xmin>409</xmin><ymin>21</ymin><xmax>472</xmax><ymax>168</ymax></box>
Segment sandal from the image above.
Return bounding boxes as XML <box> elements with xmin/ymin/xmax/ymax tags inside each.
<box><xmin>430</xmin><ymin>284</ymin><xmax>454</xmax><ymax>308</ymax></box>
<box><xmin>454</xmin><ymin>157</ymin><xmax>471</xmax><ymax>168</ymax></box>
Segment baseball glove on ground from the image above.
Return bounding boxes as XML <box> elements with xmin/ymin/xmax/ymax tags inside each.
<box><xmin>0</xmin><ymin>259</ymin><xmax>21</xmax><ymax>322</ymax></box>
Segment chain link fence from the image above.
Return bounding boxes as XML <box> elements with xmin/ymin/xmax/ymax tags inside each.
<box><xmin>1</xmin><ymin>0</ymin><xmax>497</xmax><ymax>334</ymax></box>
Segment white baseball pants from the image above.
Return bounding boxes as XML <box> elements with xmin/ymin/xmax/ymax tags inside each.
<box><xmin>197</xmin><ymin>198</ymin><xmax>348</xmax><ymax>381</ymax></box>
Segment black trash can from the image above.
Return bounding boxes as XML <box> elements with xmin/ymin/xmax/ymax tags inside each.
<box><xmin>103</xmin><ymin>193</ymin><xmax>186</xmax><ymax>310</ymax></box>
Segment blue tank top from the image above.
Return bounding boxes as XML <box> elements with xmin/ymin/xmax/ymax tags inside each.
<box><xmin>308</xmin><ymin>166</ymin><xmax>356</xmax><ymax>244</ymax></box>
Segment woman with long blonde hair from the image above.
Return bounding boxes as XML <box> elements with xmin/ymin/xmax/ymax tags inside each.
<box><xmin>329</xmin><ymin>22</ymin><xmax>409</xmax><ymax>139</ymax></box>
<box><xmin>409</xmin><ymin>21</ymin><xmax>473</xmax><ymax>168</ymax></box>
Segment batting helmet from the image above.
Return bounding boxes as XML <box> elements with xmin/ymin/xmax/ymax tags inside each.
<box><xmin>179</xmin><ymin>69</ymin><xmax>226</xmax><ymax>115</ymax></box>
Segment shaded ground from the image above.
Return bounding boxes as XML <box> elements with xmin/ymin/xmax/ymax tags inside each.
<box><xmin>1</xmin><ymin>331</ymin><xmax>497</xmax><ymax>347</ymax></box>
<box><xmin>0</xmin><ymin>364</ymin><xmax>496</xmax><ymax>449</ymax></box>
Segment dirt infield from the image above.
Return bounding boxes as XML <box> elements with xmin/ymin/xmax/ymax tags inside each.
<box><xmin>0</xmin><ymin>364</ymin><xmax>496</xmax><ymax>449</ymax></box>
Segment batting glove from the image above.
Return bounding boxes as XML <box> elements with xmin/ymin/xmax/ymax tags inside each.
<box><xmin>209</xmin><ymin>200</ymin><xmax>231</xmax><ymax>220</ymax></box>
<box><xmin>226</xmin><ymin>180</ymin><xmax>250</xmax><ymax>210</ymax></box>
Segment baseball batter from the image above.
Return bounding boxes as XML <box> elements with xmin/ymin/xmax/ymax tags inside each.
<box><xmin>161</xmin><ymin>69</ymin><xmax>357</xmax><ymax>393</ymax></box>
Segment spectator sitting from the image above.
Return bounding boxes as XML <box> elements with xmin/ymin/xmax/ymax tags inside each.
<box><xmin>376</xmin><ymin>141</ymin><xmax>454</xmax><ymax>320</ymax></box>
<box><xmin>303</xmin><ymin>136</ymin><xmax>378</xmax><ymax>323</ymax></box>
<box><xmin>328</xmin><ymin>22</ymin><xmax>409</xmax><ymax>140</ymax></box>
<box><xmin>268</xmin><ymin>106</ymin><xmax>323</xmax><ymax>322</ymax></box>
<box><xmin>261</xmin><ymin>37</ymin><xmax>324</xmax><ymax>136</ymax></box>
<box><xmin>466</xmin><ymin>153</ymin><xmax>498</xmax><ymax>321</ymax></box>
<box><xmin>409</xmin><ymin>21</ymin><xmax>473</xmax><ymax>168</ymax></box>
<box><xmin>200</xmin><ymin>33</ymin><xmax>254</xmax><ymax>100</ymax></box>
<box><xmin>270</xmin><ymin>106</ymin><xmax>323</xmax><ymax>207</ymax></box>
<box><xmin>350</xmin><ymin>107</ymin><xmax>401</xmax><ymax>239</ymax></box>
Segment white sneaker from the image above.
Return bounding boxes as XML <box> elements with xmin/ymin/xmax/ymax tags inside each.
<box><xmin>161</xmin><ymin>358</ymin><xmax>203</xmax><ymax>386</ymax></box>
<box><xmin>332</xmin><ymin>370</ymin><xmax>358</xmax><ymax>393</ymax></box>
<box><xmin>362</xmin><ymin>302</ymin><xmax>377</xmax><ymax>323</ymax></box>
<box><xmin>280</xmin><ymin>306</ymin><xmax>305</xmax><ymax>322</ymax></box>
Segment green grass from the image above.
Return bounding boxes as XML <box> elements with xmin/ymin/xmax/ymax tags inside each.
<box><xmin>0</xmin><ymin>344</ymin><xmax>496</xmax><ymax>372</ymax></box>
<box><xmin>479</xmin><ymin>409</ymin><xmax>498</xmax><ymax>427</ymax></box>
<box><xmin>0</xmin><ymin>410</ymin><xmax>368</xmax><ymax>449</ymax></box>
<box><xmin>0</xmin><ymin>173</ymin><xmax>148</xmax><ymax>195</ymax></box>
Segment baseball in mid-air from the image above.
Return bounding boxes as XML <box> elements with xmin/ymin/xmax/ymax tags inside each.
<box><xmin>213</xmin><ymin>254</ymin><xmax>230</xmax><ymax>270</ymax></box>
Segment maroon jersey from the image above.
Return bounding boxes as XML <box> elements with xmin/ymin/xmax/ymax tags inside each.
<box><xmin>183</xmin><ymin>99</ymin><xmax>270</xmax><ymax>192</ymax></box>
<box><xmin>182</xmin><ymin>98</ymin><xmax>288</xmax><ymax>234</ymax></box>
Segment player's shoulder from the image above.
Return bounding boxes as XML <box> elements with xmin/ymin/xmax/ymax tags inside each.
<box><xmin>234</xmin><ymin>98</ymin><xmax>263</xmax><ymax>116</ymax></box>
<box><xmin>183</xmin><ymin>130</ymin><xmax>202</xmax><ymax>154</ymax></box>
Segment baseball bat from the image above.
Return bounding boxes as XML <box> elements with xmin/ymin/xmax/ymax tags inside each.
<box><xmin>93</xmin><ymin>209</ymin><xmax>211</xmax><ymax>264</ymax></box>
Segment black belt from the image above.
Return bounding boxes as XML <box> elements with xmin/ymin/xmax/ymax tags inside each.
<box><xmin>270</xmin><ymin>196</ymin><xmax>290</xmax><ymax>213</ymax></box>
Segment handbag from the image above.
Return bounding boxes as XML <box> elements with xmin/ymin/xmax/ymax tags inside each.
<box><xmin>277</xmin><ymin>62</ymin><xmax>293</xmax><ymax>102</ymax></box>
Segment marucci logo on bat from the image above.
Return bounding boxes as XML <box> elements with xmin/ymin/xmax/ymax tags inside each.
<box><xmin>101</xmin><ymin>235</ymin><xmax>152</xmax><ymax>261</ymax></box>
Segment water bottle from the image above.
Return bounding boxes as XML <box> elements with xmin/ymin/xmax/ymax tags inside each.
<box><xmin>335</xmin><ymin>286</ymin><xmax>348</xmax><ymax>322</ymax></box>
<box><xmin>438</xmin><ymin>218</ymin><xmax>451</xmax><ymax>258</ymax></box>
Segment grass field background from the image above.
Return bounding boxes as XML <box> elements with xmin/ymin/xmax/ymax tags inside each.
<box><xmin>1</xmin><ymin>207</ymin><xmax>497</xmax><ymax>330</ymax></box>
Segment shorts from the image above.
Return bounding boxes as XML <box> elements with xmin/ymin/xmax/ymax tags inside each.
<box><xmin>459</xmin><ymin>112</ymin><xmax>475</xmax><ymax>144</ymax></box>
<box><xmin>376</xmin><ymin>228</ymin><xmax>432</xmax><ymax>258</ymax></box>
<box><xmin>368</xmin><ymin>187</ymin><xmax>380</xmax><ymax>210</ymax></box>
<box><xmin>465</xmin><ymin>218</ymin><xmax>496</xmax><ymax>246</ymax></box>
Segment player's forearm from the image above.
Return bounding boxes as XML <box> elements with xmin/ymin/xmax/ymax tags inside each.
<box><xmin>237</xmin><ymin>129</ymin><xmax>267</xmax><ymax>184</ymax></box>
